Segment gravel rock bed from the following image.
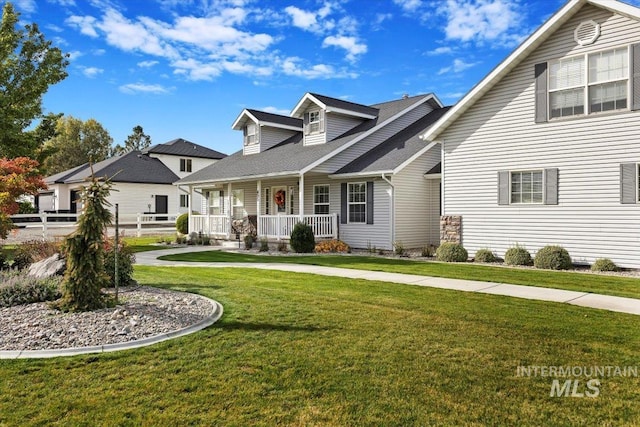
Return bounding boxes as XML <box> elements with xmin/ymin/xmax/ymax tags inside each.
<box><xmin>0</xmin><ymin>286</ymin><xmax>214</xmax><ymax>351</ymax></box>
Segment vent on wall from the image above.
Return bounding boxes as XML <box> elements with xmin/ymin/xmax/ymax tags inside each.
<box><xmin>574</xmin><ymin>20</ymin><xmax>600</xmax><ymax>46</ymax></box>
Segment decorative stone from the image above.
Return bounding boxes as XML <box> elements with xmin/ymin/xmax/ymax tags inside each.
<box><xmin>27</xmin><ymin>253</ymin><xmax>65</xmax><ymax>279</ymax></box>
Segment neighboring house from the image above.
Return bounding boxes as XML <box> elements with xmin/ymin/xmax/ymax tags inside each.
<box><xmin>421</xmin><ymin>0</ymin><xmax>640</xmax><ymax>268</ymax></box>
<box><xmin>176</xmin><ymin>93</ymin><xmax>448</xmax><ymax>250</ymax></box>
<box><xmin>39</xmin><ymin>138</ymin><xmax>226</xmax><ymax>217</ymax></box>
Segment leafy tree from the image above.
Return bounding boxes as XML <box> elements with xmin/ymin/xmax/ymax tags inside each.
<box><xmin>111</xmin><ymin>125</ymin><xmax>151</xmax><ymax>156</ymax></box>
<box><xmin>0</xmin><ymin>157</ymin><xmax>46</xmax><ymax>239</ymax></box>
<box><xmin>0</xmin><ymin>3</ymin><xmax>69</xmax><ymax>158</ymax></box>
<box><xmin>43</xmin><ymin>116</ymin><xmax>113</xmax><ymax>174</ymax></box>
<box><xmin>57</xmin><ymin>174</ymin><xmax>113</xmax><ymax>311</ymax></box>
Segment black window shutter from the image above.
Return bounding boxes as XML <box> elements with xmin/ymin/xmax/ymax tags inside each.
<box><xmin>340</xmin><ymin>183</ymin><xmax>347</xmax><ymax>224</ymax></box>
<box><xmin>366</xmin><ymin>181</ymin><xmax>374</xmax><ymax>224</ymax></box>
<box><xmin>620</xmin><ymin>163</ymin><xmax>638</xmax><ymax>204</ymax></box>
<box><xmin>544</xmin><ymin>168</ymin><xmax>558</xmax><ymax>205</ymax></box>
<box><xmin>535</xmin><ymin>62</ymin><xmax>548</xmax><ymax>123</ymax></box>
<box><xmin>632</xmin><ymin>44</ymin><xmax>640</xmax><ymax>111</ymax></box>
<box><xmin>498</xmin><ymin>171</ymin><xmax>510</xmax><ymax>205</ymax></box>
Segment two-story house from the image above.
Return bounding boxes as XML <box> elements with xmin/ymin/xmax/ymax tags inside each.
<box><xmin>176</xmin><ymin>93</ymin><xmax>449</xmax><ymax>249</ymax></box>
<box><xmin>421</xmin><ymin>0</ymin><xmax>640</xmax><ymax>268</ymax></box>
<box><xmin>40</xmin><ymin>138</ymin><xmax>226</xmax><ymax>217</ymax></box>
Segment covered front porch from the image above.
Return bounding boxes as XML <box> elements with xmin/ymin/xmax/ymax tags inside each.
<box><xmin>185</xmin><ymin>174</ymin><xmax>338</xmax><ymax>241</ymax></box>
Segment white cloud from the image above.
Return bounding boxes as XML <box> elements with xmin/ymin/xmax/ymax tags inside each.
<box><xmin>49</xmin><ymin>0</ymin><xmax>77</xmax><ymax>5</ymax></box>
<box><xmin>437</xmin><ymin>58</ymin><xmax>477</xmax><ymax>74</ymax></box>
<box><xmin>280</xmin><ymin>57</ymin><xmax>356</xmax><ymax>79</ymax></box>
<box><xmin>261</xmin><ymin>106</ymin><xmax>291</xmax><ymax>116</ymax></box>
<box><xmin>119</xmin><ymin>83</ymin><xmax>171</xmax><ymax>94</ymax></box>
<box><xmin>14</xmin><ymin>0</ymin><xmax>36</xmax><ymax>13</ymax></box>
<box><xmin>393</xmin><ymin>0</ymin><xmax>423</xmax><ymax>12</ymax></box>
<box><xmin>66</xmin><ymin>15</ymin><xmax>99</xmax><ymax>37</ymax></box>
<box><xmin>284</xmin><ymin>6</ymin><xmax>318</xmax><ymax>32</ymax></box>
<box><xmin>425</xmin><ymin>46</ymin><xmax>453</xmax><ymax>56</ymax></box>
<box><xmin>93</xmin><ymin>48</ymin><xmax>106</xmax><ymax>55</ymax></box>
<box><xmin>46</xmin><ymin>24</ymin><xmax>64</xmax><ymax>33</ymax></box>
<box><xmin>442</xmin><ymin>0</ymin><xmax>525</xmax><ymax>46</ymax></box>
<box><xmin>322</xmin><ymin>35</ymin><xmax>367</xmax><ymax>62</ymax></box>
<box><xmin>137</xmin><ymin>60</ymin><xmax>159</xmax><ymax>68</ymax></box>
<box><xmin>372</xmin><ymin>13</ymin><xmax>393</xmax><ymax>29</ymax></box>
<box><xmin>68</xmin><ymin>50</ymin><xmax>83</xmax><ymax>60</ymax></box>
<box><xmin>80</xmin><ymin>66</ymin><xmax>103</xmax><ymax>78</ymax></box>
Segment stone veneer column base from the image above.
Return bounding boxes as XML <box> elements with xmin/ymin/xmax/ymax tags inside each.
<box><xmin>440</xmin><ymin>215</ymin><xmax>462</xmax><ymax>244</ymax></box>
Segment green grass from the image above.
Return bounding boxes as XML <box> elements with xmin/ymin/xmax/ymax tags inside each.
<box><xmin>159</xmin><ymin>250</ymin><xmax>640</xmax><ymax>300</ymax></box>
<box><xmin>0</xmin><ymin>266</ymin><xmax>638</xmax><ymax>425</ymax></box>
<box><xmin>123</xmin><ymin>235</ymin><xmax>176</xmax><ymax>253</ymax></box>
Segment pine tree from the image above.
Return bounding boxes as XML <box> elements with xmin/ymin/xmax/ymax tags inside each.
<box><xmin>57</xmin><ymin>174</ymin><xmax>113</xmax><ymax>311</ymax></box>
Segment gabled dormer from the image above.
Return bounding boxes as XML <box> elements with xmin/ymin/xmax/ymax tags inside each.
<box><xmin>232</xmin><ymin>109</ymin><xmax>302</xmax><ymax>155</ymax></box>
<box><xmin>291</xmin><ymin>93</ymin><xmax>379</xmax><ymax>146</ymax></box>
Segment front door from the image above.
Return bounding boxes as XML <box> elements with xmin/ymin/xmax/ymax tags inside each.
<box><xmin>69</xmin><ymin>190</ymin><xmax>79</xmax><ymax>213</ymax></box>
<box><xmin>272</xmin><ymin>186</ymin><xmax>287</xmax><ymax>214</ymax></box>
<box><xmin>155</xmin><ymin>195</ymin><xmax>168</xmax><ymax>220</ymax></box>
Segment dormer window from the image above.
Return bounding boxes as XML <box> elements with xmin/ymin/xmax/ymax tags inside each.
<box><xmin>304</xmin><ymin>110</ymin><xmax>324</xmax><ymax>135</ymax></box>
<box><xmin>244</xmin><ymin>123</ymin><xmax>258</xmax><ymax>145</ymax></box>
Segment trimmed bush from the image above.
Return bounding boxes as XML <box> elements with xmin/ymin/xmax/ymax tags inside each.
<box><xmin>315</xmin><ymin>239</ymin><xmax>350</xmax><ymax>253</ymax></box>
<box><xmin>176</xmin><ymin>213</ymin><xmax>189</xmax><ymax>235</ymax></box>
<box><xmin>534</xmin><ymin>245</ymin><xmax>572</xmax><ymax>270</ymax></box>
<box><xmin>504</xmin><ymin>246</ymin><xmax>533</xmax><ymax>266</ymax></box>
<box><xmin>0</xmin><ymin>270</ymin><xmax>62</xmax><ymax>307</ymax></box>
<box><xmin>474</xmin><ymin>249</ymin><xmax>497</xmax><ymax>263</ymax></box>
<box><xmin>591</xmin><ymin>258</ymin><xmax>618</xmax><ymax>272</ymax></box>
<box><xmin>290</xmin><ymin>222</ymin><xmax>315</xmax><ymax>253</ymax></box>
<box><xmin>259</xmin><ymin>238</ymin><xmax>269</xmax><ymax>252</ymax></box>
<box><xmin>436</xmin><ymin>242</ymin><xmax>468</xmax><ymax>262</ymax></box>
<box><xmin>244</xmin><ymin>235</ymin><xmax>254</xmax><ymax>250</ymax></box>
<box><xmin>104</xmin><ymin>238</ymin><xmax>136</xmax><ymax>287</ymax></box>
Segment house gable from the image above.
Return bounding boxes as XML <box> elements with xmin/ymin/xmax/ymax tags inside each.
<box><xmin>232</xmin><ymin>109</ymin><xmax>302</xmax><ymax>155</ymax></box>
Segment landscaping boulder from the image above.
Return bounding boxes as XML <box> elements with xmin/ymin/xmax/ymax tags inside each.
<box><xmin>27</xmin><ymin>253</ymin><xmax>65</xmax><ymax>279</ymax></box>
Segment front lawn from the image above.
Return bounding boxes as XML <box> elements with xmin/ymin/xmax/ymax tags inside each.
<box><xmin>159</xmin><ymin>250</ymin><xmax>640</xmax><ymax>300</ymax></box>
<box><xmin>0</xmin><ymin>266</ymin><xmax>638</xmax><ymax>425</ymax></box>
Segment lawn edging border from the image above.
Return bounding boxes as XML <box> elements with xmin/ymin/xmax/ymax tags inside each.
<box><xmin>0</xmin><ymin>294</ymin><xmax>223</xmax><ymax>359</ymax></box>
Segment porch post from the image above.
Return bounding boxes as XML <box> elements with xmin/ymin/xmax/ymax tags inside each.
<box><xmin>299</xmin><ymin>173</ymin><xmax>305</xmax><ymax>222</ymax></box>
<box><xmin>227</xmin><ymin>182</ymin><xmax>232</xmax><ymax>239</ymax></box>
<box><xmin>256</xmin><ymin>180</ymin><xmax>261</xmax><ymax>237</ymax></box>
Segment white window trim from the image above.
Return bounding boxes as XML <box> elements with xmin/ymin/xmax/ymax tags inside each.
<box><xmin>548</xmin><ymin>44</ymin><xmax>630</xmax><ymax>119</ymax></box>
<box><xmin>308</xmin><ymin>110</ymin><xmax>321</xmax><ymax>134</ymax></box>
<box><xmin>347</xmin><ymin>182</ymin><xmax>367</xmax><ymax>223</ymax></box>
<box><xmin>180</xmin><ymin>158</ymin><xmax>192</xmax><ymax>172</ymax></box>
<box><xmin>510</xmin><ymin>170</ymin><xmax>544</xmax><ymax>205</ymax></box>
<box><xmin>179</xmin><ymin>194</ymin><xmax>189</xmax><ymax>208</ymax></box>
<box><xmin>313</xmin><ymin>184</ymin><xmax>330</xmax><ymax>214</ymax></box>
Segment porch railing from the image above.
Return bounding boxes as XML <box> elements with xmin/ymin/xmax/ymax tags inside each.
<box><xmin>190</xmin><ymin>214</ymin><xmax>231</xmax><ymax>237</ymax></box>
<box><xmin>259</xmin><ymin>214</ymin><xmax>338</xmax><ymax>240</ymax></box>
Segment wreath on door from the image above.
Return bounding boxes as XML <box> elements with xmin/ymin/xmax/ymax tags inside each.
<box><xmin>275</xmin><ymin>190</ymin><xmax>286</xmax><ymax>207</ymax></box>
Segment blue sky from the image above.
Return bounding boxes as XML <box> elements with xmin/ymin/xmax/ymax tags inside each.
<box><xmin>12</xmin><ymin>0</ymin><xmax>573</xmax><ymax>155</ymax></box>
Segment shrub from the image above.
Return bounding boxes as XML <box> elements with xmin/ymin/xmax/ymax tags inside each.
<box><xmin>474</xmin><ymin>249</ymin><xmax>497</xmax><ymax>263</ymax></box>
<box><xmin>315</xmin><ymin>239</ymin><xmax>350</xmax><ymax>253</ymax></box>
<box><xmin>176</xmin><ymin>213</ymin><xmax>189</xmax><ymax>235</ymax></box>
<box><xmin>18</xmin><ymin>201</ymin><xmax>36</xmax><ymax>214</ymax></box>
<box><xmin>504</xmin><ymin>245</ymin><xmax>533</xmax><ymax>266</ymax></box>
<box><xmin>290</xmin><ymin>222</ymin><xmax>315</xmax><ymax>253</ymax></box>
<box><xmin>421</xmin><ymin>245</ymin><xmax>437</xmax><ymax>258</ymax></box>
<box><xmin>591</xmin><ymin>258</ymin><xmax>618</xmax><ymax>272</ymax></box>
<box><xmin>244</xmin><ymin>235</ymin><xmax>254</xmax><ymax>250</ymax></box>
<box><xmin>0</xmin><ymin>270</ymin><xmax>62</xmax><ymax>307</ymax></box>
<box><xmin>436</xmin><ymin>242</ymin><xmax>468</xmax><ymax>262</ymax></box>
<box><xmin>534</xmin><ymin>245</ymin><xmax>572</xmax><ymax>270</ymax></box>
<box><xmin>259</xmin><ymin>238</ymin><xmax>270</xmax><ymax>252</ymax></box>
<box><xmin>0</xmin><ymin>249</ymin><xmax>8</xmax><ymax>270</ymax></box>
<box><xmin>103</xmin><ymin>238</ymin><xmax>136</xmax><ymax>287</ymax></box>
<box><xmin>277</xmin><ymin>241</ymin><xmax>288</xmax><ymax>253</ymax></box>
<box><xmin>393</xmin><ymin>241</ymin><xmax>405</xmax><ymax>256</ymax></box>
<box><xmin>12</xmin><ymin>240</ymin><xmax>61</xmax><ymax>270</ymax></box>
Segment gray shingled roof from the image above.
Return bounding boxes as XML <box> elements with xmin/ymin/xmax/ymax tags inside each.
<box><xmin>177</xmin><ymin>94</ymin><xmax>441</xmax><ymax>185</ymax></box>
<box><xmin>46</xmin><ymin>151</ymin><xmax>180</xmax><ymax>185</ymax></box>
<box><xmin>246</xmin><ymin>109</ymin><xmax>302</xmax><ymax>128</ymax></box>
<box><xmin>333</xmin><ymin>107</ymin><xmax>450</xmax><ymax>175</ymax></box>
<box><xmin>309</xmin><ymin>93</ymin><xmax>379</xmax><ymax>116</ymax></box>
<box><xmin>144</xmin><ymin>138</ymin><xmax>227</xmax><ymax>159</ymax></box>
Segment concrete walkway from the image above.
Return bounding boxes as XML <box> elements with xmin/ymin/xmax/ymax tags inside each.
<box><xmin>136</xmin><ymin>246</ymin><xmax>640</xmax><ymax>316</ymax></box>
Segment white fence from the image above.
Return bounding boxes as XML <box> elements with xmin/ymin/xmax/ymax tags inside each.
<box><xmin>190</xmin><ymin>215</ymin><xmax>230</xmax><ymax>237</ymax></box>
<box><xmin>10</xmin><ymin>213</ymin><xmax>179</xmax><ymax>238</ymax></box>
<box><xmin>259</xmin><ymin>214</ymin><xmax>338</xmax><ymax>240</ymax></box>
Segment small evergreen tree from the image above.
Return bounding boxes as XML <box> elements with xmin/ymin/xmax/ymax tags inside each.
<box><xmin>57</xmin><ymin>174</ymin><xmax>113</xmax><ymax>311</ymax></box>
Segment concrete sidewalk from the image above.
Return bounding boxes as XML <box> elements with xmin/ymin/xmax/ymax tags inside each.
<box><xmin>136</xmin><ymin>246</ymin><xmax>640</xmax><ymax>316</ymax></box>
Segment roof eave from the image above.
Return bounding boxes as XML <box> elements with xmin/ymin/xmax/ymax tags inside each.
<box><xmin>291</xmin><ymin>93</ymin><xmax>325</xmax><ymax>118</ymax></box>
<box><xmin>326</xmin><ymin>107</ymin><xmax>377</xmax><ymax>119</ymax></box>
<box><xmin>176</xmin><ymin>170</ymin><xmax>302</xmax><ymax>186</ymax></box>
<box><xmin>420</xmin><ymin>0</ymin><xmax>587</xmax><ymax>142</ymax></box>
<box><xmin>329</xmin><ymin>170</ymin><xmax>394</xmax><ymax>179</ymax></box>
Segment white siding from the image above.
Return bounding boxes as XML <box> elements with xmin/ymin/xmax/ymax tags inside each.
<box><xmin>393</xmin><ymin>149</ymin><xmax>441</xmax><ymax>248</ymax></box>
<box><xmin>260</xmin><ymin>127</ymin><xmax>298</xmax><ymax>152</ymax></box>
<box><xmin>313</xmin><ymin>102</ymin><xmax>435</xmax><ymax>174</ymax></box>
<box><xmin>326</xmin><ymin>113</ymin><xmax>364</xmax><ymax>142</ymax></box>
<box><xmin>148</xmin><ymin>153</ymin><xmax>218</xmax><ymax>180</ymax></box>
<box><xmin>440</xmin><ymin>5</ymin><xmax>640</xmax><ymax>268</ymax></box>
<box><xmin>107</xmin><ymin>183</ymin><xmax>178</xmax><ymax>216</ymax></box>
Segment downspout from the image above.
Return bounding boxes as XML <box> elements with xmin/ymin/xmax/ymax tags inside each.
<box><xmin>381</xmin><ymin>173</ymin><xmax>395</xmax><ymax>249</ymax></box>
